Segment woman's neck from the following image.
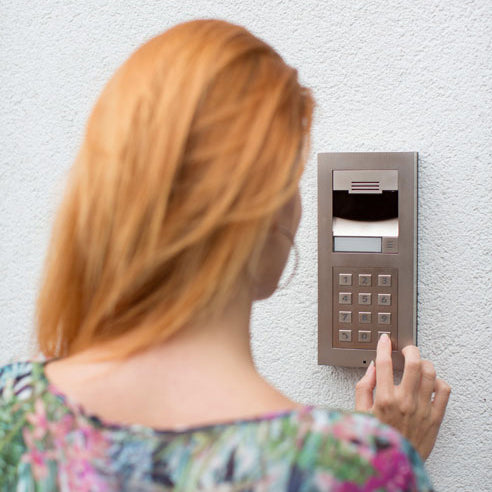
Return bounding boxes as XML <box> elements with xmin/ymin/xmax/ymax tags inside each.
<box><xmin>43</xmin><ymin>285</ymin><xmax>302</xmax><ymax>429</ymax></box>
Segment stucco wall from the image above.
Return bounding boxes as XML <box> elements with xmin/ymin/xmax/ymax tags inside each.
<box><xmin>1</xmin><ymin>1</ymin><xmax>490</xmax><ymax>489</ymax></box>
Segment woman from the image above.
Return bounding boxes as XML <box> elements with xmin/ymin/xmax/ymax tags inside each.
<box><xmin>0</xmin><ymin>19</ymin><xmax>449</xmax><ymax>491</ymax></box>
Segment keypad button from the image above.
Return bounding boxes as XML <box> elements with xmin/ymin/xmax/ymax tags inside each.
<box><xmin>378</xmin><ymin>293</ymin><xmax>392</xmax><ymax>306</ymax></box>
<box><xmin>378</xmin><ymin>274</ymin><xmax>392</xmax><ymax>287</ymax></box>
<box><xmin>339</xmin><ymin>330</ymin><xmax>352</xmax><ymax>342</ymax></box>
<box><xmin>358</xmin><ymin>293</ymin><xmax>372</xmax><ymax>305</ymax></box>
<box><xmin>358</xmin><ymin>330</ymin><xmax>371</xmax><ymax>342</ymax></box>
<box><xmin>339</xmin><ymin>292</ymin><xmax>352</xmax><ymax>305</ymax></box>
<box><xmin>359</xmin><ymin>312</ymin><xmax>371</xmax><ymax>323</ymax></box>
<box><xmin>358</xmin><ymin>274</ymin><xmax>372</xmax><ymax>287</ymax></box>
<box><xmin>339</xmin><ymin>273</ymin><xmax>352</xmax><ymax>286</ymax></box>
<box><xmin>339</xmin><ymin>311</ymin><xmax>352</xmax><ymax>323</ymax></box>
<box><xmin>378</xmin><ymin>312</ymin><xmax>391</xmax><ymax>324</ymax></box>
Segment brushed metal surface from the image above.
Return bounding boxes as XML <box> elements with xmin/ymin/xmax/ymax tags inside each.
<box><xmin>317</xmin><ymin>152</ymin><xmax>417</xmax><ymax>369</ymax></box>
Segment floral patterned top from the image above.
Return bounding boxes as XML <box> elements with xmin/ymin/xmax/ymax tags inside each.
<box><xmin>0</xmin><ymin>360</ymin><xmax>434</xmax><ymax>491</ymax></box>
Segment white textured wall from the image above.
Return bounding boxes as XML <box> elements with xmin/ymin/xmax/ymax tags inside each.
<box><xmin>1</xmin><ymin>1</ymin><xmax>491</xmax><ymax>489</ymax></box>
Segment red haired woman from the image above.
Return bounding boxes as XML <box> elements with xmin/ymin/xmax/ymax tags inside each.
<box><xmin>0</xmin><ymin>19</ymin><xmax>449</xmax><ymax>491</ymax></box>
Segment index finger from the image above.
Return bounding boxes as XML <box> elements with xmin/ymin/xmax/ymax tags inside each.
<box><xmin>375</xmin><ymin>333</ymin><xmax>394</xmax><ymax>394</ymax></box>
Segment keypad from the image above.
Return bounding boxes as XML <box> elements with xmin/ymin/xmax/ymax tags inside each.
<box><xmin>333</xmin><ymin>266</ymin><xmax>397</xmax><ymax>349</ymax></box>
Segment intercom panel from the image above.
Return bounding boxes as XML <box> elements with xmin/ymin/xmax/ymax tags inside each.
<box><xmin>318</xmin><ymin>152</ymin><xmax>417</xmax><ymax>369</ymax></box>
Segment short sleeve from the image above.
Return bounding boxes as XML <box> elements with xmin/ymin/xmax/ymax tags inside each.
<box><xmin>0</xmin><ymin>360</ymin><xmax>38</xmax><ymax>490</ymax></box>
<box><xmin>0</xmin><ymin>360</ymin><xmax>35</xmax><ymax>401</ymax></box>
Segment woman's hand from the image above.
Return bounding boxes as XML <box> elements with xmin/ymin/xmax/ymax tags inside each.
<box><xmin>355</xmin><ymin>333</ymin><xmax>451</xmax><ymax>461</ymax></box>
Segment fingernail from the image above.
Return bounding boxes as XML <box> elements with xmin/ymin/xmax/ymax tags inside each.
<box><xmin>365</xmin><ymin>360</ymin><xmax>374</xmax><ymax>373</ymax></box>
<box><xmin>379</xmin><ymin>333</ymin><xmax>389</xmax><ymax>344</ymax></box>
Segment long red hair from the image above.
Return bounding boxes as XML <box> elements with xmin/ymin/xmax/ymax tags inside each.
<box><xmin>35</xmin><ymin>19</ymin><xmax>315</xmax><ymax>361</ymax></box>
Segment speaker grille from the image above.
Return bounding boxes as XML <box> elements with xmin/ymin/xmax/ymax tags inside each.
<box><xmin>350</xmin><ymin>181</ymin><xmax>380</xmax><ymax>193</ymax></box>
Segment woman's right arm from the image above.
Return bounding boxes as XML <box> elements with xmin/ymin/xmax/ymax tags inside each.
<box><xmin>355</xmin><ymin>333</ymin><xmax>451</xmax><ymax>461</ymax></box>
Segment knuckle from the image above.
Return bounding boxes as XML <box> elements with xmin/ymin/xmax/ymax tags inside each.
<box><xmin>376</xmin><ymin>395</ymin><xmax>393</xmax><ymax>410</ymax></box>
<box><xmin>405</xmin><ymin>359</ymin><xmax>422</xmax><ymax>373</ymax></box>
<box><xmin>355</xmin><ymin>380</ymin><xmax>367</xmax><ymax>392</ymax></box>
<box><xmin>399</xmin><ymin>397</ymin><xmax>416</xmax><ymax>415</ymax></box>
<box><xmin>421</xmin><ymin>361</ymin><xmax>437</xmax><ymax>380</ymax></box>
<box><xmin>402</xmin><ymin>343</ymin><xmax>417</xmax><ymax>353</ymax></box>
<box><xmin>440</xmin><ymin>380</ymin><xmax>452</xmax><ymax>395</ymax></box>
<box><xmin>402</xmin><ymin>344</ymin><xmax>420</xmax><ymax>358</ymax></box>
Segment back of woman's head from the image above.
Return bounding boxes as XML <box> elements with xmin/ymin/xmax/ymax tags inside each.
<box><xmin>35</xmin><ymin>19</ymin><xmax>315</xmax><ymax>360</ymax></box>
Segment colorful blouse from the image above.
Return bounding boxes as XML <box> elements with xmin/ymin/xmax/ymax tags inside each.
<box><xmin>0</xmin><ymin>360</ymin><xmax>433</xmax><ymax>491</ymax></box>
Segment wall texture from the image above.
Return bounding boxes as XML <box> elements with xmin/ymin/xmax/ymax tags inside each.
<box><xmin>1</xmin><ymin>1</ymin><xmax>490</xmax><ymax>489</ymax></box>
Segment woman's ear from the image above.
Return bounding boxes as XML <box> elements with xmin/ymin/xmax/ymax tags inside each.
<box><xmin>250</xmin><ymin>190</ymin><xmax>302</xmax><ymax>300</ymax></box>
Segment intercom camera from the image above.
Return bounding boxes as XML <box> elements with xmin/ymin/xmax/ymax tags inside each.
<box><xmin>318</xmin><ymin>152</ymin><xmax>417</xmax><ymax>369</ymax></box>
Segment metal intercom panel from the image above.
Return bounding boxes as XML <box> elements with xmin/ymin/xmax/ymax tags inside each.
<box><xmin>318</xmin><ymin>152</ymin><xmax>417</xmax><ymax>369</ymax></box>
